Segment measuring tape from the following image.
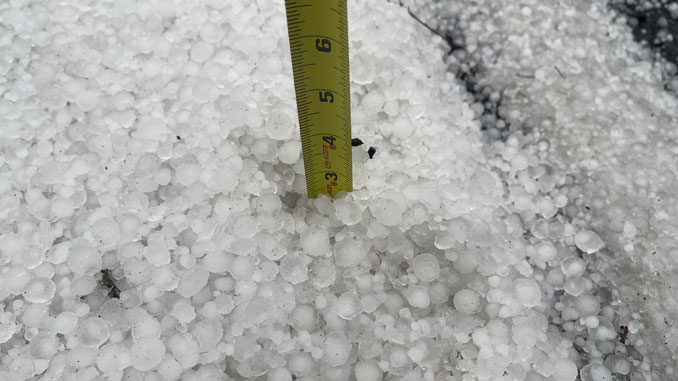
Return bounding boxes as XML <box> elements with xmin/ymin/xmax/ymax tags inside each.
<box><xmin>285</xmin><ymin>0</ymin><xmax>352</xmax><ymax>198</ymax></box>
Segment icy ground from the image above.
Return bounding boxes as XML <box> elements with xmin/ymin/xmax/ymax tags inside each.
<box><xmin>0</xmin><ymin>0</ymin><xmax>677</xmax><ymax>380</ymax></box>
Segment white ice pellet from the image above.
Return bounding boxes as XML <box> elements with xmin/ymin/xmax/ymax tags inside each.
<box><xmin>334</xmin><ymin>198</ymin><xmax>363</xmax><ymax>225</ymax></box>
<box><xmin>175</xmin><ymin>163</ymin><xmax>201</xmax><ymax>186</ymax></box>
<box><xmin>78</xmin><ymin>317</ymin><xmax>110</xmax><ymax>347</ymax></box>
<box><xmin>536</xmin><ymin>242</ymin><xmax>557</xmax><ymax>262</ymax></box>
<box><xmin>334</xmin><ymin>237</ymin><xmax>364</xmax><ymax>267</ymax></box>
<box><xmin>265</xmin><ymin>112</ymin><xmax>295</xmax><ymax>140</ymax></box>
<box><xmin>279</xmin><ymin>141</ymin><xmax>301</xmax><ymax>165</ymax></box>
<box><xmin>229</xmin><ymin>256</ymin><xmax>253</xmax><ymax>280</ymax></box>
<box><xmin>289</xmin><ymin>352</ymin><xmax>314</xmax><ymax>377</ymax></box>
<box><xmin>190</xmin><ymin>41</ymin><xmax>214</xmax><ymax>62</ymax></box>
<box><xmin>579</xmin><ymin>363</ymin><xmax>613</xmax><ymax>381</ymax></box>
<box><xmin>453</xmin><ymin>289</ymin><xmax>481</xmax><ymax>314</ymax></box>
<box><xmin>300</xmin><ymin>226</ymin><xmax>331</xmax><ymax>257</ymax></box>
<box><xmin>553</xmin><ymin>358</ymin><xmax>578</xmax><ymax>381</ymax></box>
<box><xmin>135</xmin><ymin>153</ymin><xmax>161</xmax><ymax>177</ymax></box>
<box><xmin>355</xmin><ymin>360</ymin><xmax>382</xmax><ymax>381</ymax></box>
<box><xmin>407</xmin><ymin>285</ymin><xmax>430</xmax><ymax>309</ymax></box>
<box><xmin>176</xmin><ymin>266</ymin><xmax>209</xmax><ymax>297</ymax></box>
<box><xmin>335</xmin><ymin>291</ymin><xmax>361</xmax><ymax>320</ymax></box>
<box><xmin>411</xmin><ymin>253</ymin><xmax>440</xmax><ymax>282</ymax></box>
<box><xmin>290</xmin><ymin>304</ymin><xmax>316</xmax><ymax>331</ymax></box>
<box><xmin>54</xmin><ymin>311</ymin><xmax>78</xmax><ymax>334</ymax></box>
<box><xmin>368</xmin><ymin>198</ymin><xmax>404</xmax><ymax>226</ymax></box>
<box><xmin>67</xmin><ymin>242</ymin><xmax>102</xmax><ymax>276</ymax></box>
<box><xmin>168</xmin><ymin>334</ymin><xmax>199</xmax><ymax>369</ymax></box>
<box><xmin>322</xmin><ymin>333</ymin><xmax>351</xmax><ymax>367</ymax></box>
<box><xmin>50</xmin><ymin>197</ymin><xmax>75</xmax><ymax>218</ymax></box>
<box><xmin>574</xmin><ymin>231</ymin><xmax>604</xmax><ymax>254</ymax></box>
<box><xmin>5</xmin><ymin>266</ymin><xmax>33</xmax><ymax>294</ymax></box>
<box><xmin>280</xmin><ymin>252</ymin><xmax>309</xmax><ymax>285</ymax></box>
<box><xmin>89</xmin><ymin>217</ymin><xmax>121</xmax><ymax>248</ymax></box>
<box><xmin>130</xmin><ymin>338</ymin><xmax>166</xmax><ymax>371</ymax></box>
<box><xmin>97</xmin><ymin>343</ymin><xmax>131</xmax><ymax>373</ymax></box>
<box><xmin>23</xmin><ymin>278</ymin><xmax>56</xmax><ymax>303</ymax></box>
<box><xmin>561</xmin><ymin>257</ymin><xmax>586</xmax><ymax>277</ymax></box>
<box><xmin>514</xmin><ymin>278</ymin><xmax>541</xmax><ymax>307</ymax></box>
<box><xmin>268</xmin><ymin>367</ymin><xmax>293</xmax><ymax>381</ymax></box>
<box><xmin>202</xmin><ymin>251</ymin><xmax>232</xmax><ymax>273</ymax></box>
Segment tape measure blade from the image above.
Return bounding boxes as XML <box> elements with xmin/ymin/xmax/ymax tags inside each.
<box><xmin>285</xmin><ymin>0</ymin><xmax>352</xmax><ymax>198</ymax></box>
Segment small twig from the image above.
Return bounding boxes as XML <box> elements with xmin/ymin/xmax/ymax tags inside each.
<box><xmin>554</xmin><ymin>65</ymin><xmax>565</xmax><ymax>79</ymax></box>
<box><xmin>101</xmin><ymin>269</ymin><xmax>121</xmax><ymax>299</ymax></box>
<box><xmin>516</xmin><ymin>73</ymin><xmax>535</xmax><ymax>79</ymax></box>
<box><xmin>620</xmin><ymin>325</ymin><xmax>629</xmax><ymax>344</ymax></box>
<box><xmin>395</xmin><ymin>0</ymin><xmax>462</xmax><ymax>49</ymax></box>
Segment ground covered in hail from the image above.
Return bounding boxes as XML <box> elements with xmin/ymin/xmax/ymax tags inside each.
<box><xmin>0</xmin><ymin>0</ymin><xmax>677</xmax><ymax>380</ymax></box>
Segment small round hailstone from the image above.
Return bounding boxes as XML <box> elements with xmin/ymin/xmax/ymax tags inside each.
<box><xmin>553</xmin><ymin>358</ymin><xmax>578</xmax><ymax>381</ymax></box>
<box><xmin>368</xmin><ymin>198</ymin><xmax>404</xmax><ymax>226</ymax></box>
<box><xmin>311</xmin><ymin>260</ymin><xmax>336</xmax><ymax>289</ymax></box>
<box><xmin>190</xmin><ymin>40</ymin><xmax>214</xmax><ymax>62</ymax></box>
<box><xmin>564</xmin><ymin>276</ymin><xmax>587</xmax><ymax>296</ymax></box>
<box><xmin>290</xmin><ymin>304</ymin><xmax>316</xmax><ymax>331</ymax></box>
<box><xmin>514</xmin><ymin>278</ymin><xmax>541</xmax><ymax>307</ymax></box>
<box><xmin>406</xmin><ymin>285</ymin><xmax>430</xmax><ymax>309</ymax></box>
<box><xmin>5</xmin><ymin>266</ymin><xmax>33</xmax><ymax>294</ymax></box>
<box><xmin>51</xmin><ymin>196</ymin><xmax>75</xmax><ymax>218</ymax></box>
<box><xmin>453</xmin><ymin>289</ymin><xmax>481</xmax><ymax>314</ymax></box>
<box><xmin>254</xmin><ymin>194</ymin><xmax>282</xmax><ymax>214</ymax></box>
<box><xmin>574</xmin><ymin>230</ymin><xmax>604</xmax><ymax>254</ymax></box>
<box><xmin>23</xmin><ymin>278</ymin><xmax>56</xmax><ymax>303</ymax></box>
<box><xmin>131</xmin><ymin>338</ymin><xmax>166</xmax><ymax>371</ymax></box>
<box><xmin>289</xmin><ymin>352</ymin><xmax>314</xmax><ymax>377</ymax></box>
<box><xmin>192</xmin><ymin>319</ymin><xmax>223</xmax><ymax>351</ymax></box>
<box><xmin>334</xmin><ymin>198</ymin><xmax>363</xmax><ymax>225</ymax></box>
<box><xmin>279</xmin><ymin>141</ymin><xmax>301</xmax><ymax>165</ymax></box>
<box><xmin>604</xmin><ymin>355</ymin><xmax>630</xmax><ymax>375</ymax></box>
<box><xmin>68</xmin><ymin>243</ymin><xmax>102</xmax><ymax>276</ymax></box>
<box><xmin>536</xmin><ymin>242</ymin><xmax>557</xmax><ymax>262</ymax></box>
<box><xmin>354</xmin><ymin>360</ymin><xmax>382</xmax><ymax>381</ymax></box>
<box><xmin>157</xmin><ymin>354</ymin><xmax>182</xmax><ymax>379</ymax></box>
<box><xmin>561</xmin><ymin>257</ymin><xmax>586</xmax><ymax>277</ymax></box>
<box><xmin>574</xmin><ymin>294</ymin><xmax>601</xmax><ymax>317</ymax></box>
<box><xmin>411</xmin><ymin>253</ymin><xmax>440</xmax><ymax>282</ymax></box>
<box><xmin>175</xmin><ymin>163</ymin><xmax>201</xmax><ymax>186</ymax></box>
<box><xmin>428</xmin><ymin>283</ymin><xmax>450</xmax><ymax>305</ymax></box>
<box><xmin>135</xmin><ymin>153</ymin><xmax>161</xmax><ymax>177</ymax></box>
<box><xmin>300</xmin><ymin>226</ymin><xmax>331</xmax><ymax>257</ymax></box>
<box><xmin>78</xmin><ymin>317</ymin><xmax>111</xmax><ymax>347</ymax></box>
<box><xmin>265</xmin><ymin>112</ymin><xmax>295</xmax><ymax>140</ymax></box>
<box><xmin>229</xmin><ymin>256</ymin><xmax>253</xmax><ymax>280</ymax></box>
<box><xmin>97</xmin><ymin>343</ymin><xmax>131</xmax><ymax>373</ymax></box>
<box><xmin>268</xmin><ymin>367</ymin><xmax>293</xmax><ymax>381</ymax></box>
<box><xmin>454</xmin><ymin>250</ymin><xmax>480</xmax><ymax>274</ymax></box>
<box><xmin>89</xmin><ymin>217</ymin><xmax>121</xmax><ymax>248</ymax></box>
<box><xmin>29</xmin><ymin>333</ymin><xmax>59</xmax><ymax>359</ymax></box>
<box><xmin>112</xmin><ymin>91</ymin><xmax>135</xmax><ymax>111</ymax></box>
<box><xmin>177</xmin><ymin>266</ymin><xmax>209</xmax><ymax>297</ymax></box>
<box><xmin>322</xmin><ymin>333</ymin><xmax>351</xmax><ymax>367</ymax></box>
<box><xmin>280</xmin><ymin>252</ymin><xmax>308</xmax><ymax>285</ymax></box>
<box><xmin>233</xmin><ymin>215</ymin><xmax>258</xmax><ymax>238</ymax></box>
<box><xmin>334</xmin><ymin>237</ymin><xmax>364</xmax><ymax>267</ymax></box>
<box><xmin>55</xmin><ymin>311</ymin><xmax>78</xmax><ymax>334</ymax></box>
<box><xmin>579</xmin><ymin>363</ymin><xmax>613</xmax><ymax>381</ymax></box>
<box><xmin>202</xmin><ymin>251</ymin><xmax>232</xmax><ymax>273</ymax></box>
<box><xmin>335</xmin><ymin>291</ymin><xmax>361</xmax><ymax>319</ymax></box>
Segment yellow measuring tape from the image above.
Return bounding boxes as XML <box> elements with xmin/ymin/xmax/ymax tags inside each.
<box><xmin>285</xmin><ymin>0</ymin><xmax>352</xmax><ymax>198</ymax></box>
